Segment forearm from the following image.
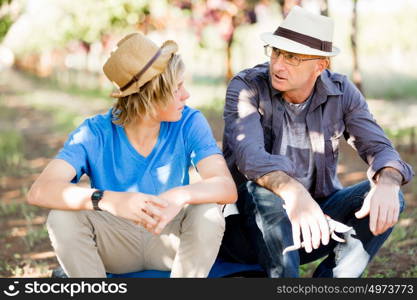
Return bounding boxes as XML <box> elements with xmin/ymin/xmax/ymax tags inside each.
<box><xmin>28</xmin><ymin>180</ymin><xmax>134</xmax><ymax>212</ymax></box>
<box><xmin>27</xmin><ymin>180</ymin><xmax>97</xmax><ymax>210</ymax></box>
<box><xmin>161</xmin><ymin>176</ymin><xmax>237</xmax><ymax>205</ymax></box>
<box><xmin>255</xmin><ymin>170</ymin><xmax>305</xmax><ymax>202</ymax></box>
<box><xmin>375</xmin><ymin>167</ymin><xmax>403</xmax><ymax>186</ymax></box>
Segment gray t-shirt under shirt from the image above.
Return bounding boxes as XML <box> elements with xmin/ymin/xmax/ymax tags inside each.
<box><xmin>280</xmin><ymin>94</ymin><xmax>315</xmax><ymax>191</ymax></box>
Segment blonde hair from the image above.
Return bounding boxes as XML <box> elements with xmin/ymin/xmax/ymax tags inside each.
<box><xmin>112</xmin><ymin>54</ymin><xmax>185</xmax><ymax>126</ymax></box>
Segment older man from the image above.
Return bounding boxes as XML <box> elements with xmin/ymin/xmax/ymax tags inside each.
<box><xmin>220</xmin><ymin>6</ymin><xmax>413</xmax><ymax>277</ymax></box>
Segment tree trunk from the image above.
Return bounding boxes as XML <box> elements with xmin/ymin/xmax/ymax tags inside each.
<box><xmin>225</xmin><ymin>17</ymin><xmax>236</xmax><ymax>82</ymax></box>
<box><xmin>320</xmin><ymin>0</ymin><xmax>329</xmax><ymax>16</ymax></box>
<box><xmin>351</xmin><ymin>0</ymin><xmax>363</xmax><ymax>93</ymax></box>
<box><xmin>410</xmin><ymin>127</ymin><xmax>416</xmax><ymax>154</ymax></box>
<box><xmin>226</xmin><ymin>35</ymin><xmax>233</xmax><ymax>82</ymax></box>
<box><xmin>279</xmin><ymin>0</ymin><xmax>302</xmax><ymax>18</ymax></box>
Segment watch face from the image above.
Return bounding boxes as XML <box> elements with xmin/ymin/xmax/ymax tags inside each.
<box><xmin>91</xmin><ymin>190</ymin><xmax>103</xmax><ymax>211</ymax></box>
<box><xmin>92</xmin><ymin>190</ymin><xmax>103</xmax><ymax>200</ymax></box>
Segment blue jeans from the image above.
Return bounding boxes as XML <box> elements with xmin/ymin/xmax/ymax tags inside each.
<box><xmin>219</xmin><ymin>180</ymin><xmax>405</xmax><ymax>277</ymax></box>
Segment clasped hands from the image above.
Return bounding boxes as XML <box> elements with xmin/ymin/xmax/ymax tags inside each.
<box><xmin>102</xmin><ymin>189</ymin><xmax>187</xmax><ymax>235</ymax></box>
<box><xmin>135</xmin><ymin>190</ymin><xmax>187</xmax><ymax>235</ymax></box>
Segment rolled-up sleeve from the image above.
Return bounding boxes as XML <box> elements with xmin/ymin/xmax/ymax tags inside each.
<box><xmin>342</xmin><ymin>80</ymin><xmax>414</xmax><ymax>184</ymax></box>
<box><xmin>223</xmin><ymin>76</ymin><xmax>295</xmax><ymax>181</ymax></box>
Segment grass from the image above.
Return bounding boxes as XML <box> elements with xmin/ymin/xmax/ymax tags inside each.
<box><xmin>402</xmin><ymin>266</ymin><xmax>417</xmax><ymax>278</ymax></box>
<box><xmin>0</xmin><ymin>257</ymin><xmax>51</xmax><ymax>278</ymax></box>
<box><xmin>22</xmin><ymin>226</ymin><xmax>49</xmax><ymax>249</ymax></box>
<box><xmin>0</xmin><ymin>130</ymin><xmax>25</xmax><ymax>175</ymax></box>
<box><xmin>26</xmin><ymin>104</ymin><xmax>82</xmax><ymax>134</ymax></box>
<box><xmin>300</xmin><ymin>258</ymin><xmax>325</xmax><ymax>277</ymax></box>
<box><xmin>0</xmin><ymin>202</ymin><xmax>41</xmax><ymax>218</ymax></box>
<box><xmin>0</xmin><ymin>201</ymin><xmax>52</xmax><ymax>278</ymax></box>
<box><xmin>17</xmin><ymin>69</ymin><xmax>111</xmax><ymax>101</ymax></box>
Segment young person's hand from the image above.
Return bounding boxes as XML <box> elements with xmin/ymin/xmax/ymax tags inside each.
<box><xmin>151</xmin><ymin>188</ymin><xmax>189</xmax><ymax>234</ymax></box>
<box><xmin>99</xmin><ymin>191</ymin><xmax>168</xmax><ymax>232</ymax></box>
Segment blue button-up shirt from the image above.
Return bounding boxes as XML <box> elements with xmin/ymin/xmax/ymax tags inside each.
<box><xmin>223</xmin><ymin>62</ymin><xmax>414</xmax><ymax>198</ymax></box>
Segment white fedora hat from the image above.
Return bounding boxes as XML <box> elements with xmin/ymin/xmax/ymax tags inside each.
<box><xmin>261</xmin><ymin>6</ymin><xmax>340</xmax><ymax>57</ymax></box>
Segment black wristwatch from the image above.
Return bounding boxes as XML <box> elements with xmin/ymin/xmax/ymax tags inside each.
<box><xmin>91</xmin><ymin>190</ymin><xmax>104</xmax><ymax>211</ymax></box>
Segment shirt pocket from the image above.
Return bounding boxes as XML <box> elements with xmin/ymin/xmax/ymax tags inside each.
<box><xmin>150</xmin><ymin>160</ymin><xmax>187</xmax><ymax>194</ymax></box>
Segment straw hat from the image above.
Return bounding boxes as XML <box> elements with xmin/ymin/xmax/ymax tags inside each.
<box><xmin>103</xmin><ymin>32</ymin><xmax>178</xmax><ymax>98</ymax></box>
<box><xmin>261</xmin><ymin>6</ymin><xmax>340</xmax><ymax>57</ymax></box>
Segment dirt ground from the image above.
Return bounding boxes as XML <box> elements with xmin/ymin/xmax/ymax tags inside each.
<box><xmin>0</xmin><ymin>69</ymin><xmax>416</xmax><ymax>278</ymax></box>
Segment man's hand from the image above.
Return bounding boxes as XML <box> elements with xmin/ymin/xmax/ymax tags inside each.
<box><xmin>257</xmin><ymin>171</ymin><xmax>330</xmax><ymax>253</ymax></box>
<box><xmin>283</xmin><ymin>216</ymin><xmax>352</xmax><ymax>254</ymax></box>
<box><xmin>282</xmin><ymin>187</ymin><xmax>330</xmax><ymax>253</ymax></box>
<box><xmin>355</xmin><ymin>167</ymin><xmax>402</xmax><ymax>235</ymax></box>
<box><xmin>99</xmin><ymin>191</ymin><xmax>168</xmax><ymax>232</ymax></box>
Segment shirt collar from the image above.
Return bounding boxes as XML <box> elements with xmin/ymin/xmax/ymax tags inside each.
<box><xmin>309</xmin><ymin>71</ymin><xmax>343</xmax><ymax>112</ymax></box>
<box><xmin>316</xmin><ymin>70</ymin><xmax>343</xmax><ymax>97</ymax></box>
<box><xmin>267</xmin><ymin>66</ymin><xmax>343</xmax><ymax>110</ymax></box>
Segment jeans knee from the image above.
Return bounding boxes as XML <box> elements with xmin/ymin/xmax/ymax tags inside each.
<box><xmin>245</xmin><ymin>181</ymin><xmax>286</xmax><ymax>219</ymax></box>
<box><xmin>399</xmin><ymin>190</ymin><xmax>406</xmax><ymax>213</ymax></box>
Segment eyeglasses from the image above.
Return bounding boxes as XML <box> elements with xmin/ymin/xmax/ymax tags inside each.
<box><xmin>264</xmin><ymin>45</ymin><xmax>323</xmax><ymax>66</ymax></box>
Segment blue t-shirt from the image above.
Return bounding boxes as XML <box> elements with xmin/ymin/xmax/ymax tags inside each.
<box><xmin>56</xmin><ymin>106</ymin><xmax>222</xmax><ymax>195</ymax></box>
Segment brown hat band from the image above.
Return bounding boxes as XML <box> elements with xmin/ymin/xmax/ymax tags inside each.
<box><xmin>274</xmin><ymin>26</ymin><xmax>332</xmax><ymax>52</ymax></box>
<box><xmin>120</xmin><ymin>48</ymin><xmax>162</xmax><ymax>92</ymax></box>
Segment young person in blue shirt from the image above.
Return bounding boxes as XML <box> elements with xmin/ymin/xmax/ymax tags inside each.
<box><xmin>27</xmin><ymin>33</ymin><xmax>237</xmax><ymax>278</ymax></box>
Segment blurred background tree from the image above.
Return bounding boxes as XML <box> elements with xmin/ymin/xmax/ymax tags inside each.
<box><xmin>0</xmin><ymin>0</ymin><xmax>19</xmax><ymax>42</ymax></box>
<box><xmin>278</xmin><ymin>0</ymin><xmax>302</xmax><ymax>17</ymax></box>
<box><xmin>1</xmin><ymin>0</ymin><xmax>417</xmax><ymax>99</ymax></box>
<box><xmin>170</xmin><ymin>0</ymin><xmax>261</xmax><ymax>81</ymax></box>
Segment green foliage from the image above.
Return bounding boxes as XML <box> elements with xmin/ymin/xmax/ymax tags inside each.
<box><xmin>0</xmin><ymin>0</ymin><xmax>14</xmax><ymax>41</ymax></box>
<box><xmin>17</xmin><ymin>0</ymin><xmax>154</xmax><ymax>53</ymax></box>
<box><xmin>60</xmin><ymin>0</ymin><xmax>150</xmax><ymax>44</ymax></box>
<box><xmin>364</xmin><ymin>73</ymin><xmax>417</xmax><ymax>101</ymax></box>
<box><xmin>384</xmin><ymin>127</ymin><xmax>416</xmax><ymax>146</ymax></box>
<box><xmin>0</xmin><ymin>0</ymin><xmax>12</xmax><ymax>5</ymax></box>
<box><xmin>0</xmin><ymin>14</ymin><xmax>13</xmax><ymax>41</ymax></box>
